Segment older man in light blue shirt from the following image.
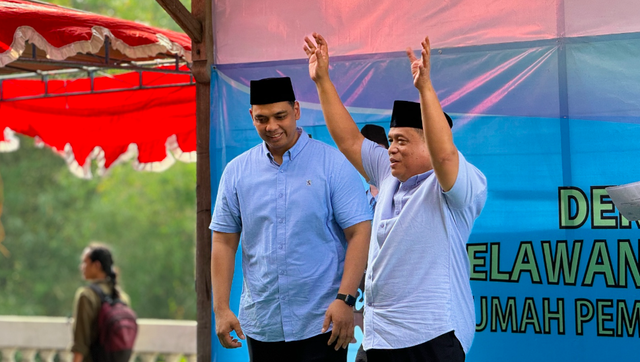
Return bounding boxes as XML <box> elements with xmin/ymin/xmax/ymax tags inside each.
<box><xmin>209</xmin><ymin>77</ymin><xmax>372</xmax><ymax>362</ymax></box>
<box><xmin>306</xmin><ymin>33</ymin><xmax>487</xmax><ymax>362</ymax></box>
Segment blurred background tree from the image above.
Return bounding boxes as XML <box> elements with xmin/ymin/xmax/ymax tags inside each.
<box><xmin>0</xmin><ymin>136</ymin><xmax>197</xmax><ymax>320</ymax></box>
<box><xmin>0</xmin><ymin>0</ymin><xmax>196</xmax><ymax>320</ymax></box>
<box><xmin>49</xmin><ymin>0</ymin><xmax>191</xmax><ymax>33</ymax></box>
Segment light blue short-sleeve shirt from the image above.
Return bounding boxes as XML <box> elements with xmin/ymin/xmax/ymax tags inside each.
<box><xmin>360</xmin><ymin>138</ymin><xmax>487</xmax><ymax>352</ymax></box>
<box><xmin>210</xmin><ymin>129</ymin><xmax>372</xmax><ymax>342</ymax></box>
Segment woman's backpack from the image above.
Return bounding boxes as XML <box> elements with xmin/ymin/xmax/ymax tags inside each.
<box><xmin>89</xmin><ymin>284</ymin><xmax>138</xmax><ymax>362</ymax></box>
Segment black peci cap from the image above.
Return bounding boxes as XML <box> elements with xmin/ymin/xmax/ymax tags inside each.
<box><xmin>360</xmin><ymin>124</ymin><xmax>389</xmax><ymax>149</ymax></box>
<box><xmin>390</xmin><ymin>100</ymin><xmax>422</xmax><ymax>129</ymax></box>
<box><xmin>390</xmin><ymin>100</ymin><xmax>453</xmax><ymax>129</ymax></box>
<box><xmin>250</xmin><ymin>77</ymin><xmax>296</xmax><ymax>105</ymax></box>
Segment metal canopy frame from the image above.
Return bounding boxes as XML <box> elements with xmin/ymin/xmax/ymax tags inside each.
<box><xmin>0</xmin><ymin>62</ymin><xmax>194</xmax><ymax>103</ymax></box>
<box><xmin>0</xmin><ymin>36</ymin><xmax>193</xmax><ymax>102</ymax></box>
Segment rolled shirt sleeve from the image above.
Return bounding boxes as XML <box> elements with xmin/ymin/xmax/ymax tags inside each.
<box><xmin>210</xmin><ymin>164</ymin><xmax>243</xmax><ymax>234</ymax></box>
<box><xmin>361</xmin><ymin>138</ymin><xmax>391</xmax><ymax>188</ymax></box>
<box><xmin>331</xmin><ymin>157</ymin><xmax>374</xmax><ymax>230</ymax></box>
<box><xmin>443</xmin><ymin>152</ymin><xmax>488</xmax><ymax>214</ymax></box>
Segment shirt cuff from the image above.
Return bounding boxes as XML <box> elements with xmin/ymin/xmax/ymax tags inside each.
<box><xmin>209</xmin><ymin>222</ymin><xmax>241</xmax><ymax>233</ymax></box>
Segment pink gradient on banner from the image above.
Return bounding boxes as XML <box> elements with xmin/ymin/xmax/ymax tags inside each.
<box><xmin>565</xmin><ymin>0</ymin><xmax>640</xmax><ymax>37</ymax></box>
<box><xmin>214</xmin><ymin>0</ymin><xmax>559</xmax><ymax>64</ymax></box>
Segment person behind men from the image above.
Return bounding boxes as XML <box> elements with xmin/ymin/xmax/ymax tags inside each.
<box><xmin>71</xmin><ymin>243</ymin><xmax>131</xmax><ymax>362</ymax></box>
<box><xmin>304</xmin><ymin>34</ymin><xmax>487</xmax><ymax>361</ymax></box>
<box><xmin>209</xmin><ymin>77</ymin><xmax>372</xmax><ymax>361</ymax></box>
<box><xmin>360</xmin><ymin>124</ymin><xmax>389</xmax><ymax>213</ymax></box>
<box><xmin>360</xmin><ymin>124</ymin><xmax>389</xmax><ymax>150</ymax></box>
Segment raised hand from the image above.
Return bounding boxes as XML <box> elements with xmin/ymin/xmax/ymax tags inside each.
<box><xmin>406</xmin><ymin>36</ymin><xmax>432</xmax><ymax>90</ymax></box>
<box><xmin>304</xmin><ymin>32</ymin><xmax>330</xmax><ymax>83</ymax></box>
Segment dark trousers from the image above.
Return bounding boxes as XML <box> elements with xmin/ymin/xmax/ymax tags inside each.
<box><xmin>365</xmin><ymin>331</ymin><xmax>465</xmax><ymax>362</ymax></box>
<box><xmin>247</xmin><ymin>332</ymin><xmax>348</xmax><ymax>362</ymax></box>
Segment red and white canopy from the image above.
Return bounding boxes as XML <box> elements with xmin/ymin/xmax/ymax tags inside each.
<box><xmin>0</xmin><ymin>0</ymin><xmax>195</xmax><ymax>178</ymax></box>
<box><xmin>0</xmin><ymin>0</ymin><xmax>191</xmax><ymax>69</ymax></box>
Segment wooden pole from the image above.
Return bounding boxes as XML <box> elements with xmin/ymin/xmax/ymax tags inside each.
<box><xmin>155</xmin><ymin>0</ymin><xmax>203</xmax><ymax>43</ymax></box>
<box><xmin>155</xmin><ymin>0</ymin><xmax>213</xmax><ymax>361</ymax></box>
<box><xmin>192</xmin><ymin>0</ymin><xmax>213</xmax><ymax>361</ymax></box>
<box><xmin>194</xmin><ymin>76</ymin><xmax>212</xmax><ymax>362</ymax></box>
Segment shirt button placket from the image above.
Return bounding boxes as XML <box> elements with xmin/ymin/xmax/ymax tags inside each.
<box><xmin>276</xmin><ymin>170</ymin><xmax>286</xmax><ymax>259</ymax></box>
<box><xmin>275</xmin><ymin>165</ymin><xmax>290</xmax><ymax>337</ymax></box>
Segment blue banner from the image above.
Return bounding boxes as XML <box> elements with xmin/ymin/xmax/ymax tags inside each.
<box><xmin>210</xmin><ymin>35</ymin><xmax>640</xmax><ymax>362</ymax></box>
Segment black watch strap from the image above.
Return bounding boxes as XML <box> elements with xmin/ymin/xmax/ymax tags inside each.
<box><xmin>336</xmin><ymin>293</ymin><xmax>356</xmax><ymax>307</ymax></box>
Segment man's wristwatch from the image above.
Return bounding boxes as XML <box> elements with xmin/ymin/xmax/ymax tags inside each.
<box><xmin>336</xmin><ymin>293</ymin><xmax>356</xmax><ymax>307</ymax></box>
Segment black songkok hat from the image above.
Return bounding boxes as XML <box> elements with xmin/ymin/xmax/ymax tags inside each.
<box><xmin>250</xmin><ymin>77</ymin><xmax>296</xmax><ymax>105</ymax></box>
<box><xmin>360</xmin><ymin>124</ymin><xmax>389</xmax><ymax>149</ymax></box>
<box><xmin>390</xmin><ymin>100</ymin><xmax>453</xmax><ymax>129</ymax></box>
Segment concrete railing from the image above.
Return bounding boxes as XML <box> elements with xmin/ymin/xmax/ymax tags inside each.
<box><xmin>0</xmin><ymin>316</ymin><xmax>196</xmax><ymax>362</ymax></box>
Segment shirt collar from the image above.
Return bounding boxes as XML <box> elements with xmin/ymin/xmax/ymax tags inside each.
<box><xmin>398</xmin><ymin>169</ymin><xmax>433</xmax><ymax>191</ymax></box>
<box><xmin>262</xmin><ymin>128</ymin><xmax>308</xmax><ymax>162</ymax></box>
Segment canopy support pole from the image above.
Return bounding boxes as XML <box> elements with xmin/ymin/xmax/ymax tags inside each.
<box><xmin>156</xmin><ymin>0</ymin><xmax>203</xmax><ymax>43</ymax></box>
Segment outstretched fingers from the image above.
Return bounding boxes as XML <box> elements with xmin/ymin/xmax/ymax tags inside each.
<box><xmin>421</xmin><ymin>36</ymin><xmax>431</xmax><ymax>65</ymax></box>
<box><xmin>303</xmin><ymin>36</ymin><xmax>316</xmax><ymax>56</ymax></box>
<box><xmin>313</xmin><ymin>32</ymin><xmax>327</xmax><ymax>46</ymax></box>
<box><xmin>421</xmin><ymin>37</ymin><xmax>431</xmax><ymax>58</ymax></box>
<box><xmin>406</xmin><ymin>47</ymin><xmax>418</xmax><ymax>63</ymax></box>
<box><xmin>421</xmin><ymin>49</ymin><xmax>428</xmax><ymax>68</ymax></box>
<box><xmin>422</xmin><ymin>36</ymin><xmax>430</xmax><ymax>52</ymax></box>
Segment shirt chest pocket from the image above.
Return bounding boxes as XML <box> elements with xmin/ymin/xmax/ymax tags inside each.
<box><xmin>376</xmin><ymin>219</ymin><xmax>396</xmax><ymax>247</ymax></box>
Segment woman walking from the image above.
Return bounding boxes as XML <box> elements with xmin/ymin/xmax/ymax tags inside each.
<box><xmin>71</xmin><ymin>243</ymin><xmax>132</xmax><ymax>362</ymax></box>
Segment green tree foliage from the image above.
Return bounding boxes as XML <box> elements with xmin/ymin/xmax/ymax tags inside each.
<box><xmin>46</xmin><ymin>0</ymin><xmax>192</xmax><ymax>33</ymax></box>
<box><xmin>0</xmin><ymin>136</ymin><xmax>196</xmax><ymax>319</ymax></box>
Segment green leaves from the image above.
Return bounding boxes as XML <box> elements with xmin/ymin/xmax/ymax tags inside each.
<box><xmin>48</xmin><ymin>0</ymin><xmax>192</xmax><ymax>33</ymax></box>
<box><xmin>0</xmin><ymin>137</ymin><xmax>196</xmax><ymax>319</ymax></box>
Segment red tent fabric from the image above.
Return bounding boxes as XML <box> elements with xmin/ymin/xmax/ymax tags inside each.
<box><xmin>0</xmin><ymin>0</ymin><xmax>195</xmax><ymax>178</ymax></box>
<box><xmin>0</xmin><ymin>70</ymin><xmax>195</xmax><ymax>177</ymax></box>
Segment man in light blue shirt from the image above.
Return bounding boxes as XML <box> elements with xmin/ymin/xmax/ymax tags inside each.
<box><xmin>305</xmin><ymin>34</ymin><xmax>487</xmax><ymax>362</ymax></box>
<box><xmin>209</xmin><ymin>77</ymin><xmax>372</xmax><ymax>362</ymax></box>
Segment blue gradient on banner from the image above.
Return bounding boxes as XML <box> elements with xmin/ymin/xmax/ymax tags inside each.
<box><xmin>210</xmin><ymin>34</ymin><xmax>640</xmax><ymax>362</ymax></box>
<box><xmin>567</xmin><ymin>36</ymin><xmax>640</xmax><ymax>123</ymax></box>
<box><xmin>209</xmin><ymin>71</ymin><xmax>249</xmax><ymax>362</ymax></box>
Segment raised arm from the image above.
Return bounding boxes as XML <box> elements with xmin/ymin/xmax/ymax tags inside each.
<box><xmin>407</xmin><ymin>37</ymin><xmax>459</xmax><ymax>191</ymax></box>
<box><xmin>304</xmin><ymin>33</ymin><xmax>367</xmax><ymax>179</ymax></box>
<box><xmin>211</xmin><ymin>231</ymin><xmax>245</xmax><ymax>348</ymax></box>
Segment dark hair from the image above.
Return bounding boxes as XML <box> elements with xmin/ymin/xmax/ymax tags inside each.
<box><xmin>86</xmin><ymin>243</ymin><xmax>120</xmax><ymax>299</ymax></box>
